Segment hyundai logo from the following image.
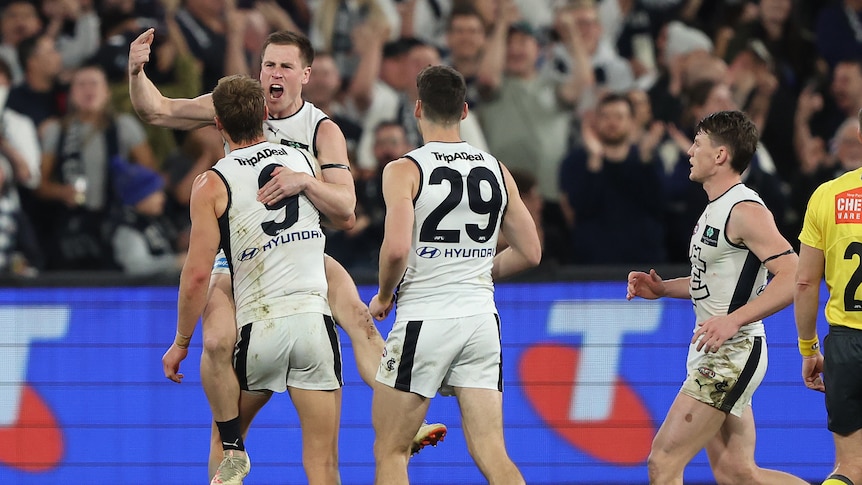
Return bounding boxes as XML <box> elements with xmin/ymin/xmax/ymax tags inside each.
<box><xmin>239</xmin><ymin>247</ymin><xmax>259</xmax><ymax>261</ymax></box>
<box><xmin>416</xmin><ymin>246</ymin><xmax>441</xmax><ymax>259</ymax></box>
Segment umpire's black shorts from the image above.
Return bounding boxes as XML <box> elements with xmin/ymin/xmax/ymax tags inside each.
<box><xmin>825</xmin><ymin>325</ymin><xmax>862</xmax><ymax>435</ymax></box>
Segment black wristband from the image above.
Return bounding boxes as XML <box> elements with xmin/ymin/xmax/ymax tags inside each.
<box><xmin>320</xmin><ymin>163</ymin><xmax>350</xmax><ymax>171</ymax></box>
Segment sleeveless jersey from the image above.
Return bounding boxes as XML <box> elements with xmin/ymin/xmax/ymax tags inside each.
<box><xmin>395</xmin><ymin>141</ymin><xmax>509</xmax><ymax>320</ymax></box>
<box><xmin>689</xmin><ymin>183</ymin><xmax>767</xmax><ymax>340</ymax></box>
<box><xmin>212</xmin><ymin>141</ymin><xmax>329</xmax><ymax>327</ymax></box>
<box><xmin>222</xmin><ymin>100</ymin><xmax>328</xmax><ymax>169</ymax></box>
<box><xmin>264</xmin><ymin>101</ymin><xmax>328</xmax><ymax>159</ymax></box>
<box><xmin>799</xmin><ymin>167</ymin><xmax>862</xmax><ymax>330</ymax></box>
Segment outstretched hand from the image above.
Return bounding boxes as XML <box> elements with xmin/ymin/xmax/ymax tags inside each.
<box><xmin>129</xmin><ymin>28</ymin><xmax>155</xmax><ymax>76</ymax></box>
<box><xmin>626</xmin><ymin>269</ymin><xmax>665</xmax><ymax>300</ymax></box>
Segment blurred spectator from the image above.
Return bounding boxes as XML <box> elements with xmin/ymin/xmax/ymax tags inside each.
<box><xmin>326</xmin><ymin>8</ymin><xmax>391</xmax><ymax>120</ymax></box>
<box><xmin>511</xmin><ymin>0</ymin><xmax>553</xmax><ymax>32</ymax></box>
<box><xmin>476</xmin><ymin>12</ymin><xmax>578</xmax><ymax>203</ymax></box>
<box><xmin>356</xmin><ymin>37</ymin><xmax>486</xmax><ymax>169</ymax></box>
<box><xmin>109</xmin><ymin>155</ymin><xmax>184</xmax><ymax>276</ymax></box>
<box><xmin>34</xmin><ymin>64</ymin><xmax>156</xmax><ymax>270</ymax></box>
<box><xmin>792</xmin><ymin>116</ymin><xmax>862</xmax><ymax>224</ymax></box>
<box><xmin>558</xmin><ymin>92</ymin><xmax>666</xmax><ymax>265</ymax></box>
<box><xmin>544</xmin><ymin>0</ymin><xmax>634</xmax><ymax>114</ymax></box>
<box><xmin>692</xmin><ymin>0</ymin><xmax>757</xmax><ymax>57</ymax></box>
<box><xmin>174</xmin><ymin>0</ymin><xmax>249</xmax><ymax>91</ymax></box>
<box><xmin>0</xmin><ymin>56</ymin><xmax>42</xmax><ymax>274</ymax></box>
<box><xmin>443</xmin><ymin>3</ymin><xmax>486</xmax><ymax>108</ymax></box>
<box><xmin>794</xmin><ymin>58</ymin><xmax>862</xmax><ymax>195</ymax></box>
<box><xmin>341</xmin><ymin>36</ymin><xmax>407</xmax><ymax>145</ymax></box>
<box><xmin>309</xmin><ymin>0</ymin><xmax>397</xmax><ymax>87</ymax></box>
<box><xmin>627</xmin><ymin>87</ymin><xmax>653</xmax><ymax>141</ymax></box>
<box><xmin>162</xmin><ymin>125</ymin><xmax>224</xmax><ymax>250</ymax></box>
<box><xmin>98</xmin><ymin>3</ymin><xmax>203</xmax><ymax>164</ymax></box>
<box><xmin>327</xmin><ymin>120</ymin><xmax>412</xmax><ymax>271</ymax></box>
<box><xmin>0</xmin><ymin>0</ymin><xmax>42</xmax><ymax>84</ymax></box>
<box><xmin>303</xmin><ymin>51</ymin><xmax>363</xmax><ymax>160</ymax></box>
<box><xmin>41</xmin><ymin>0</ymin><xmax>101</xmax><ymax>72</ymax></box>
<box><xmin>815</xmin><ymin>0</ymin><xmax>862</xmax><ymax>70</ymax></box>
<box><xmin>724</xmin><ymin>0</ymin><xmax>818</xmax><ymax>95</ymax></box>
<box><xmin>725</xmin><ymin>41</ymin><xmax>798</xmax><ymax>184</ymax></box>
<box><xmin>7</xmin><ymin>33</ymin><xmax>66</xmax><ymax>134</ymax></box>
<box><xmin>469</xmin><ymin>0</ymin><xmax>503</xmax><ymax>32</ymax></box>
<box><xmin>396</xmin><ymin>0</ymin><xmax>452</xmax><ymax>48</ymax></box>
<box><xmin>597</xmin><ymin>0</ymin><xmax>657</xmax><ymax>88</ymax></box>
<box><xmin>497</xmin><ymin>168</ymin><xmax>544</xmax><ymax>254</ymax></box>
<box><xmin>647</xmin><ymin>19</ymin><xmax>713</xmax><ymax>124</ymax></box>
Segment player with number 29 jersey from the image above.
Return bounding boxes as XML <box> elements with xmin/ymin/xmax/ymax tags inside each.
<box><xmin>212</xmin><ymin>141</ymin><xmax>329</xmax><ymax>328</ymax></box>
<box><xmin>395</xmin><ymin>141</ymin><xmax>509</xmax><ymax>320</ymax></box>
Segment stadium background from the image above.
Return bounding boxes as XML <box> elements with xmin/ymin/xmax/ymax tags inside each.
<box><xmin>0</xmin><ymin>268</ymin><xmax>832</xmax><ymax>484</ymax></box>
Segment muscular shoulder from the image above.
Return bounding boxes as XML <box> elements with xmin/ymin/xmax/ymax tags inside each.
<box><xmin>315</xmin><ymin>118</ymin><xmax>346</xmax><ymax>144</ymax></box>
<box><xmin>314</xmin><ymin>119</ymin><xmax>349</xmax><ymax>165</ymax></box>
<box><xmin>382</xmin><ymin>158</ymin><xmax>420</xmax><ymax>194</ymax></box>
<box><xmin>191</xmin><ymin>170</ymin><xmax>227</xmax><ymax>213</ymax></box>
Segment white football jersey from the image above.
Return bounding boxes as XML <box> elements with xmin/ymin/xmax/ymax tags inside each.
<box><xmin>264</xmin><ymin>100</ymin><xmax>328</xmax><ymax>161</ymax></box>
<box><xmin>395</xmin><ymin>141</ymin><xmax>509</xmax><ymax>320</ymax></box>
<box><xmin>212</xmin><ymin>141</ymin><xmax>329</xmax><ymax>327</ymax></box>
<box><xmin>689</xmin><ymin>183</ymin><xmax>766</xmax><ymax>340</ymax></box>
<box><xmin>222</xmin><ymin>100</ymin><xmax>328</xmax><ymax>170</ymax></box>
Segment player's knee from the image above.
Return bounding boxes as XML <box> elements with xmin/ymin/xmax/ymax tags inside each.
<box><xmin>202</xmin><ymin>330</ymin><xmax>234</xmax><ymax>361</ymax></box>
<box><xmin>646</xmin><ymin>448</ymin><xmax>677</xmax><ymax>482</ymax></box>
<box><xmin>372</xmin><ymin>435</ymin><xmax>409</xmax><ymax>460</ymax></box>
<box><xmin>303</xmin><ymin>447</ymin><xmax>337</xmax><ymax>468</ymax></box>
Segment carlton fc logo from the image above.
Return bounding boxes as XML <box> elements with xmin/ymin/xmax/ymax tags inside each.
<box><xmin>415</xmin><ymin>247</ymin><xmax>441</xmax><ymax>259</ymax></box>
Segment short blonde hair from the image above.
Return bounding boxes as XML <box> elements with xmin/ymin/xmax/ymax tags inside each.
<box><xmin>212</xmin><ymin>75</ymin><xmax>265</xmax><ymax>144</ymax></box>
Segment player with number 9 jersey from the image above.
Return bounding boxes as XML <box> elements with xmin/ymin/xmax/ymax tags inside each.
<box><xmin>212</xmin><ymin>141</ymin><xmax>329</xmax><ymax>328</ymax></box>
<box><xmin>395</xmin><ymin>142</ymin><xmax>509</xmax><ymax>320</ymax></box>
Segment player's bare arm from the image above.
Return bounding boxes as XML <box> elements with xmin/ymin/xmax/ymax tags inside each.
<box><xmin>692</xmin><ymin>201</ymin><xmax>798</xmax><ymax>351</ymax></box>
<box><xmin>794</xmin><ymin>243</ymin><xmax>826</xmax><ymax>392</ymax></box>
<box><xmin>492</xmin><ymin>163</ymin><xmax>541</xmax><ymax>280</ymax></box>
<box><xmin>369</xmin><ymin>158</ymin><xmax>418</xmax><ymax>320</ymax></box>
<box><xmin>163</xmin><ymin>172</ymin><xmax>227</xmax><ymax>383</ymax></box>
<box><xmin>725</xmin><ymin>200</ymin><xmax>797</xmax><ymax>321</ymax></box>
<box><xmin>128</xmin><ymin>28</ymin><xmax>216</xmax><ymax>130</ymax></box>
<box><xmin>795</xmin><ymin>243</ymin><xmax>824</xmax><ymax>342</ymax></box>
<box><xmin>626</xmin><ymin>270</ymin><xmax>692</xmax><ymax>301</ymax></box>
<box><xmin>258</xmin><ymin>119</ymin><xmax>357</xmax><ymax>229</ymax></box>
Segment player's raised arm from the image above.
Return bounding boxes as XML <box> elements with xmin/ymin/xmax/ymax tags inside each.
<box><xmin>128</xmin><ymin>28</ymin><xmax>216</xmax><ymax>130</ymax></box>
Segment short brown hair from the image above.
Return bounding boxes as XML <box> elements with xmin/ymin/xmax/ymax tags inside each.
<box><xmin>416</xmin><ymin>65</ymin><xmax>465</xmax><ymax>125</ymax></box>
<box><xmin>696</xmin><ymin>110</ymin><xmax>759</xmax><ymax>174</ymax></box>
<box><xmin>212</xmin><ymin>75</ymin><xmax>266</xmax><ymax>144</ymax></box>
<box><xmin>261</xmin><ymin>31</ymin><xmax>314</xmax><ymax>67</ymax></box>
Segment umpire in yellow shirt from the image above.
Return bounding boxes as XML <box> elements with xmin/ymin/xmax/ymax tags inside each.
<box><xmin>795</xmin><ymin>112</ymin><xmax>862</xmax><ymax>485</ymax></box>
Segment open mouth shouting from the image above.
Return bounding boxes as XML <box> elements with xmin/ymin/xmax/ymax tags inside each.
<box><xmin>269</xmin><ymin>84</ymin><xmax>284</xmax><ymax>99</ymax></box>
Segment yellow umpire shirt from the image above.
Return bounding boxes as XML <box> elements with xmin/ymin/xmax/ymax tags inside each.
<box><xmin>800</xmin><ymin>167</ymin><xmax>862</xmax><ymax>330</ymax></box>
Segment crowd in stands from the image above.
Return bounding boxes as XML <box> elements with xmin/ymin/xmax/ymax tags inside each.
<box><xmin>0</xmin><ymin>0</ymin><xmax>859</xmax><ymax>277</ymax></box>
